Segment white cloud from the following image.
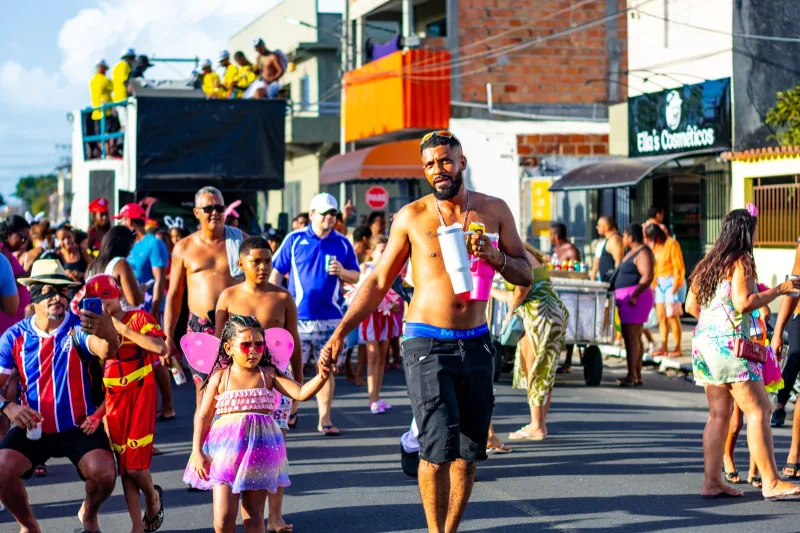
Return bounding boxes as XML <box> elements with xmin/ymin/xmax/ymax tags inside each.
<box><xmin>1</xmin><ymin>0</ymin><xmax>280</xmax><ymax>112</ymax></box>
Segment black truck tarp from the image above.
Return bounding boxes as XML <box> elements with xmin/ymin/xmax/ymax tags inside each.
<box><xmin>135</xmin><ymin>96</ymin><xmax>285</xmax><ymax>192</ymax></box>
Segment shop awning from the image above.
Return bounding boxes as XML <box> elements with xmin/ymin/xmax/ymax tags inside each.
<box><xmin>320</xmin><ymin>139</ymin><xmax>422</xmax><ymax>185</ymax></box>
<box><xmin>549</xmin><ymin>148</ymin><xmax>725</xmax><ymax>192</ymax></box>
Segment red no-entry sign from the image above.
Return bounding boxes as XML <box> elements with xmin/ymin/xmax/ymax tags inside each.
<box><xmin>365</xmin><ymin>186</ymin><xmax>389</xmax><ymax>210</ymax></box>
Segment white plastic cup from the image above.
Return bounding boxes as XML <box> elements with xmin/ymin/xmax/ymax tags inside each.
<box><xmin>26</xmin><ymin>423</ymin><xmax>42</xmax><ymax>441</ymax></box>
<box><xmin>437</xmin><ymin>223</ymin><xmax>474</xmax><ymax>295</ymax></box>
<box><xmin>787</xmin><ymin>275</ymin><xmax>800</xmax><ymax>298</ymax></box>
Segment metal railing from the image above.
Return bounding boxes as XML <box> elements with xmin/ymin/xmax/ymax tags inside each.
<box><xmin>81</xmin><ymin>101</ymin><xmax>127</xmax><ymax>159</ymax></box>
<box><xmin>753</xmin><ymin>182</ymin><xmax>800</xmax><ymax>246</ymax></box>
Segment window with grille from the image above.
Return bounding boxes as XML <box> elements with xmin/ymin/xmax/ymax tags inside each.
<box><xmin>752</xmin><ymin>175</ymin><xmax>800</xmax><ymax>246</ymax></box>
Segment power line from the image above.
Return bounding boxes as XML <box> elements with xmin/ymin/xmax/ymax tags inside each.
<box><xmin>346</xmin><ymin>0</ymin><xmax>659</xmax><ymax>84</ymax></box>
<box><xmin>636</xmin><ymin>10</ymin><xmax>800</xmax><ymax>43</ymax></box>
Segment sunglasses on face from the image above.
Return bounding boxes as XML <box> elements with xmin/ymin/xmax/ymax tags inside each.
<box><xmin>420</xmin><ymin>130</ymin><xmax>460</xmax><ymax>146</ymax></box>
<box><xmin>237</xmin><ymin>341</ymin><xmax>266</xmax><ymax>354</ymax></box>
<box><xmin>199</xmin><ymin>205</ymin><xmax>225</xmax><ymax>214</ymax></box>
<box><xmin>321</xmin><ymin>210</ymin><xmax>339</xmax><ymax>217</ymax></box>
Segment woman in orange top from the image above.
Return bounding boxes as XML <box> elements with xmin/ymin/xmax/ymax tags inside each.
<box><xmin>645</xmin><ymin>224</ymin><xmax>686</xmax><ymax>356</ymax></box>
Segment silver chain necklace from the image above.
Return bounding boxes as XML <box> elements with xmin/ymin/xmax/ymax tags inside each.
<box><xmin>435</xmin><ymin>189</ymin><xmax>470</xmax><ymax>230</ymax></box>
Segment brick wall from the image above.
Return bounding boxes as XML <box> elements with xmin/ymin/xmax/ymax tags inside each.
<box><xmin>518</xmin><ymin>133</ymin><xmax>609</xmax><ymax>156</ymax></box>
<box><xmin>457</xmin><ymin>0</ymin><xmax>627</xmax><ymax>107</ymax></box>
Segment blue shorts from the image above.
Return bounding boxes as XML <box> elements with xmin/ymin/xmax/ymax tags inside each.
<box><xmin>655</xmin><ymin>276</ymin><xmax>676</xmax><ymax>305</ymax></box>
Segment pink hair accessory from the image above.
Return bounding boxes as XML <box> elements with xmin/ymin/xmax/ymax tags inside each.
<box><xmin>746</xmin><ymin>203</ymin><xmax>758</xmax><ymax>217</ymax></box>
<box><xmin>224</xmin><ymin>200</ymin><xmax>242</xmax><ymax>220</ymax></box>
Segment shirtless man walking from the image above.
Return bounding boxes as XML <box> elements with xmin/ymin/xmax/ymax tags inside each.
<box><xmin>322</xmin><ymin>131</ymin><xmax>532</xmax><ymax>532</ymax></box>
<box><xmin>164</xmin><ymin>186</ymin><xmax>243</xmax><ymax>405</ymax></box>
<box><xmin>215</xmin><ymin>236</ymin><xmax>302</xmax><ymax>533</ymax></box>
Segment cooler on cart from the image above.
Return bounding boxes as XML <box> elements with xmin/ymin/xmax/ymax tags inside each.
<box><xmin>489</xmin><ymin>271</ymin><xmax>615</xmax><ymax>386</ymax></box>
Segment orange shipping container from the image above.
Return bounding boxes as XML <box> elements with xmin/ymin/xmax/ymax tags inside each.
<box><xmin>344</xmin><ymin>49</ymin><xmax>451</xmax><ymax>143</ymax></box>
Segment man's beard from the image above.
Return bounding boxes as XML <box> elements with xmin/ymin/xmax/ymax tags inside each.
<box><xmin>47</xmin><ymin>312</ymin><xmax>66</xmax><ymax>321</ymax></box>
<box><xmin>432</xmin><ymin>170</ymin><xmax>464</xmax><ymax>201</ymax></box>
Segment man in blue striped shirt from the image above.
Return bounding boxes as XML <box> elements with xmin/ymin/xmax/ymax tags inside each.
<box><xmin>270</xmin><ymin>193</ymin><xmax>359</xmax><ymax>436</ymax></box>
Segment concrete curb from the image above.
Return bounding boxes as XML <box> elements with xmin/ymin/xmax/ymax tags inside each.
<box><xmin>598</xmin><ymin>344</ymin><xmax>692</xmax><ymax>374</ymax></box>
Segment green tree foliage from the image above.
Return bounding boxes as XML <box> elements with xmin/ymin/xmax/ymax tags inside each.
<box><xmin>765</xmin><ymin>85</ymin><xmax>800</xmax><ymax>146</ymax></box>
<box><xmin>14</xmin><ymin>174</ymin><xmax>57</xmax><ymax>214</ymax></box>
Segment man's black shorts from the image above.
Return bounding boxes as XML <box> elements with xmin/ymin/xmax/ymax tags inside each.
<box><xmin>402</xmin><ymin>333</ymin><xmax>495</xmax><ymax>464</ymax></box>
<box><xmin>0</xmin><ymin>426</ymin><xmax>112</xmax><ymax>480</ymax></box>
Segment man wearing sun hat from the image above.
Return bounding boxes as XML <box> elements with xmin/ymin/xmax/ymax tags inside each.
<box><xmin>200</xmin><ymin>58</ymin><xmax>222</xmax><ymax>98</ymax></box>
<box><xmin>0</xmin><ymin>259</ymin><xmax>120</xmax><ymax>533</ymax></box>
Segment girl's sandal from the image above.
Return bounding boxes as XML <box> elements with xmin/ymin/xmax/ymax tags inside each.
<box><xmin>143</xmin><ymin>485</ymin><xmax>164</xmax><ymax>532</ymax></box>
<box><xmin>748</xmin><ymin>476</ymin><xmax>762</xmax><ymax>488</ymax></box>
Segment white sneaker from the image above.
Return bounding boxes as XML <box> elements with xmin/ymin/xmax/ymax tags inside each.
<box><xmin>370</xmin><ymin>401</ymin><xmax>386</xmax><ymax>414</ymax></box>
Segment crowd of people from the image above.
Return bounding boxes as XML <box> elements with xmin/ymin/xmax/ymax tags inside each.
<box><xmin>87</xmin><ymin>38</ymin><xmax>288</xmax><ymax>159</ymax></box>
<box><xmin>6</xmin><ymin>129</ymin><xmax>800</xmax><ymax>532</ymax></box>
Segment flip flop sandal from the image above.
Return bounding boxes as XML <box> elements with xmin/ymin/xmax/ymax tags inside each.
<box><xmin>287</xmin><ymin>413</ymin><xmax>298</xmax><ymax>429</ymax></box>
<box><xmin>650</xmin><ymin>349</ymin><xmax>667</xmax><ymax>357</ymax></box>
<box><xmin>319</xmin><ymin>425</ymin><xmax>340</xmax><ymax>437</ymax></box>
<box><xmin>667</xmin><ymin>351</ymin><xmax>683</xmax><ymax>357</ymax></box>
<box><xmin>617</xmin><ymin>378</ymin><xmax>635</xmax><ymax>387</ymax></box>
<box><xmin>783</xmin><ymin>463</ymin><xmax>800</xmax><ymax>479</ymax></box>
<box><xmin>486</xmin><ymin>443</ymin><xmax>512</xmax><ymax>454</ymax></box>
<box><xmin>748</xmin><ymin>476</ymin><xmax>762</xmax><ymax>488</ymax></box>
<box><xmin>143</xmin><ymin>485</ymin><xmax>164</xmax><ymax>532</ymax></box>
<box><xmin>508</xmin><ymin>428</ymin><xmax>544</xmax><ymax>441</ymax></box>
<box><xmin>556</xmin><ymin>366</ymin><xmax>572</xmax><ymax>374</ymax></box>
<box><xmin>724</xmin><ymin>470</ymin><xmax>742</xmax><ymax>484</ymax></box>
<box><xmin>152</xmin><ymin>447</ymin><xmax>163</xmax><ymax>456</ymax></box>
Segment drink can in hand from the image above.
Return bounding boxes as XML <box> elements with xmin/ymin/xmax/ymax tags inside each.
<box><xmin>325</xmin><ymin>254</ymin><xmax>335</xmax><ymax>273</ymax></box>
<box><xmin>170</xmin><ymin>356</ymin><xmax>187</xmax><ymax>386</ymax></box>
<box><xmin>26</xmin><ymin>422</ymin><xmax>42</xmax><ymax>441</ymax></box>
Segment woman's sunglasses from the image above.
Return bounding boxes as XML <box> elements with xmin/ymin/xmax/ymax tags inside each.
<box><xmin>420</xmin><ymin>130</ymin><xmax>460</xmax><ymax>146</ymax></box>
<box><xmin>199</xmin><ymin>205</ymin><xmax>225</xmax><ymax>214</ymax></box>
<box><xmin>236</xmin><ymin>341</ymin><xmax>266</xmax><ymax>354</ymax></box>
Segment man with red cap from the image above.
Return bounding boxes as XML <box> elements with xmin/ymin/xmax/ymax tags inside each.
<box><xmin>86</xmin><ymin>198</ymin><xmax>111</xmax><ymax>257</ymax></box>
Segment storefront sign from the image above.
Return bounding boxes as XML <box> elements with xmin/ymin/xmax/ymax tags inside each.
<box><xmin>628</xmin><ymin>78</ymin><xmax>731</xmax><ymax>157</ymax></box>
<box><xmin>365</xmin><ymin>186</ymin><xmax>389</xmax><ymax>210</ymax></box>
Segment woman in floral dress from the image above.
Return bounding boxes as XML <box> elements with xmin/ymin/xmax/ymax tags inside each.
<box><xmin>492</xmin><ymin>243</ymin><xmax>568</xmax><ymax>441</ymax></box>
<box><xmin>686</xmin><ymin>206</ymin><xmax>800</xmax><ymax>500</ymax></box>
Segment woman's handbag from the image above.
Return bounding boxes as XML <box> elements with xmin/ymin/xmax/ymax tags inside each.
<box><xmin>723</xmin><ymin>307</ymin><xmax>769</xmax><ymax>364</ymax></box>
<box><xmin>499</xmin><ymin>314</ymin><xmax>525</xmax><ymax>347</ymax></box>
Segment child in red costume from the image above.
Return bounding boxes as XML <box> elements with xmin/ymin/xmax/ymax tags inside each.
<box><xmin>73</xmin><ymin>274</ymin><xmax>169</xmax><ymax>532</ymax></box>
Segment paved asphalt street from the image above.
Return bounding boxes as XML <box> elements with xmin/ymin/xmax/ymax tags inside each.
<box><xmin>5</xmin><ymin>357</ymin><xmax>800</xmax><ymax>533</ymax></box>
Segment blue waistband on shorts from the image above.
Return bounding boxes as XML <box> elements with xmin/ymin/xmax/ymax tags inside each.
<box><xmin>403</xmin><ymin>322</ymin><xmax>489</xmax><ymax>341</ymax></box>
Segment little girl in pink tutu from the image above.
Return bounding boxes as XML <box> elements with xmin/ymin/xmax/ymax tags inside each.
<box><xmin>184</xmin><ymin>314</ymin><xmax>331</xmax><ymax>532</ymax></box>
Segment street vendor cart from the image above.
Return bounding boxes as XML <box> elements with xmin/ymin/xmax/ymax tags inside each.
<box><xmin>489</xmin><ymin>272</ymin><xmax>615</xmax><ymax>386</ymax></box>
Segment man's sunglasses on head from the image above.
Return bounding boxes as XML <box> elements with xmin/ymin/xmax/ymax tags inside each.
<box><xmin>200</xmin><ymin>205</ymin><xmax>225</xmax><ymax>214</ymax></box>
<box><xmin>420</xmin><ymin>130</ymin><xmax>460</xmax><ymax>146</ymax></box>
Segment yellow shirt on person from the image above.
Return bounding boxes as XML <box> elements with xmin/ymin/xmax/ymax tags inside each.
<box><xmin>202</xmin><ymin>72</ymin><xmax>222</xmax><ymax>98</ymax></box>
<box><xmin>220</xmin><ymin>64</ymin><xmax>239</xmax><ymax>98</ymax></box>
<box><xmin>89</xmin><ymin>73</ymin><xmax>113</xmax><ymax>120</ymax></box>
<box><xmin>652</xmin><ymin>237</ymin><xmax>686</xmax><ymax>290</ymax></box>
<box><xmin>112</xmin><ymin>60</ymin><xmax>131</xmax><ymax>102</ymax></box>
<box><xmin>232</xmin><ymin>65</ymin><xmax>257</xmax><ymax>98</ymax></box>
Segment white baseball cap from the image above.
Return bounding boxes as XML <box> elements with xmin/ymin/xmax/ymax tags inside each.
<box><xmin>252</xmin><ymin>37</ymin><xmax>265</xmax><ymax>48</ymax></box>
<box><xmin>200</xmin><ymin>59</ymin><xmax>212</xmax><ymax>68</ymax></box>
<box><xmin>97</xmin><ymin>59</ymin><xmax>109</xmax><ymax>68</ymax></box>
<box><xmin>309</xmin><ymin>193</ymin><xmax>338</xmax><ymax>214</ymax></box>
<box><xmin>218</xmin><ymin>49</ymin><xmax>230</xmax><ymax>62</ymax></box>
<box><xmin>120</xmin><ymin>48</ymin><xmax>136</xmax><ymax>59</ymax></box>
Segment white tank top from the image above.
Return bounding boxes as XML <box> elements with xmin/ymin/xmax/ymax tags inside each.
<box><xmin>105</xmin><ymin>257</ymin><xmax>142</xmax><ymax>312</ymax></box>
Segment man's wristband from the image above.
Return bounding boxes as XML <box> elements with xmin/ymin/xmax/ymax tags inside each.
<box><xmin>0</xmin><ymin>400</ymin><xmax>12</xmax><ymax>416</ymax></box>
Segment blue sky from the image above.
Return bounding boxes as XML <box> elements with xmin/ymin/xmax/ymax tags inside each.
<box><xmin>0</xmin><ymin>0</ymin><xmax>344</xmax><ymax>205</ymax></box>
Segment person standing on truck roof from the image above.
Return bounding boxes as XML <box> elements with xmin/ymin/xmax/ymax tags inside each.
<box><xmin>217</xmin><ymin>50</ymin><xmax>238</xmax><ymax>99</ymax></box>
<box><xmin>252</xmin><ymin>37</ymin><xmax>287</xmax><ymax>98</ymax></box>
<box><xmin>164</xmin><ymin>187</ymin><xmax>245</xmax><ymax>412</ymax></box>
<box><xmin>112</xmin><ymin>48</ymin><xmax>135</xmax><ymax>132</ymax></box>
<box><xmin>88</xmin><ymin>60</ymin><xmax>117</xmax><ymax>158</ymax></box>
<box><xmin>200</xmin><ymin>59</ymin><xmax>221</xmax><ymax>99</ymax></box>
<box><xmin>233</xmin><ymin>51</ymin><xmax>257</xmax><ymax>97</ymax></box>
